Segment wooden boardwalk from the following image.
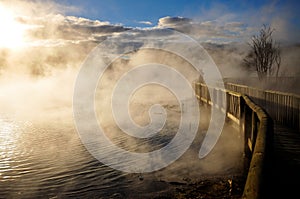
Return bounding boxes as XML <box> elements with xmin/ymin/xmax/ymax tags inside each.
<box><xmin>194</xmin><ymin>82</ymin><xmax>300</xmax><ymax>197</ymax></box>
<box><xmin>265</xmin><ymin>124</ymin><xmax>300</xmax><ymax>198</ymax></box>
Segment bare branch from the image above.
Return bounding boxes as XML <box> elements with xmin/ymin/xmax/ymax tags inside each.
<box><xmin>244</xmin><ymin>24</ymin><xmax>281</xmax><ymax>80</ymax></box>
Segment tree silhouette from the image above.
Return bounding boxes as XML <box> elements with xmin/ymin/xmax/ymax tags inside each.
<box><xmin>244</xmin><ymin>25</ymin><xmax>281</xmax><ymax>80</ymax></box>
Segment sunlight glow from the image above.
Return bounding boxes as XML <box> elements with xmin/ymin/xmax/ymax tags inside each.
<box><xmin>0</xmin><ymin>5</ymin><xmax>28</xmax><ymax>49</ymax></box>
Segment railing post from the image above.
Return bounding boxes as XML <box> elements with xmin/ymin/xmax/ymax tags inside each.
<box><xmin>251</xmin><ymin>111</ymin><xmax>258</xmax><ymax>150</ymax></box>
<box><xmin>226</xmin><ymin>91</ymin><xmax>229</xmax><ymax>117</ymax></box>
<box><xmin>206</xmin><ymin>86</ymin><xmax>209</xmax><ymax>105</ymax></box>
<box><xmin>239</xmin><ymin>96</ymin><xmax>244</xmax><ymax>131</ymax></box>
<box><xmin>199</xmin><ymin>83</ymin><xmax>202</xmax><ymax>105</ymax></box>
<box><xmin>244</xmin><ymin>105</ymin><xmax>252</xmax><ymax>172</ymax></box>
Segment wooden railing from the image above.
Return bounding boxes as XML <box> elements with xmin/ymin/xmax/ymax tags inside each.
<box><xmin>194</xmin><ymin>82</ymin><xmax>273</xmax><ymax>199</ymax></box>
<box><xmin>194</xmin><ymin>82</ymin><xmax>242</xmax><ymax>124</ymax></box>
<box><xmin>226</xmin><ymin>82</ymin><xmax>300</xmax><ymax>132</ymax></box>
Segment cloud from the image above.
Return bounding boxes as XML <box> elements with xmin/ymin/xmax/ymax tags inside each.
<box><xmin>155</xmin><ymin>0</ymin><xmax>300</xmax><ymax>45</ymax></box>
<box><xmin>1</xmin><ymin>0</ymin><xmax>80</xmax><ymax>17</ymax></box>
<box><xmin>139</xmin><ymin>21</ymin><xmax>152</xmax><ymax>25</ymax></box>
<box><xmin>3</xmin><ymin>0</ymin><xmax>298</xmax><ymax>49</ymax></box>
<box><xmin>232</xmin><ymin>1</ymin><xmax>300</xmax><ymax>44</ymax></box>
<box><xmin>0</xmin><ymin>1</ymin><xmax>130</xmax><ymax>76</ymax></box>
<box><xmin>16</xmin><ymin>14</ymin><xmax>130</xmax><ymax>46</ymax></box>
<box><xmin>158</xmin><ymin>16</ymin><xmax>192</xmax><ymax>27</ymax></box>
<box><xmin>65</xmin><ymin>16</ymin><xmax>110</xmax><ymax>26</ymax></box>
<box><xmin>157</xmin><ymin>16</ymin><xmax>247</xmax><ymax>43</ymax></box>
<box><xmin>0</xmin><ymin>0</ymin><xmax>132</xmax><ymax>48</ymax></box>
<box><xmin>0</xmin><ymin>0</ymin><xmax>299</xmax><ymax>81</ymax></box>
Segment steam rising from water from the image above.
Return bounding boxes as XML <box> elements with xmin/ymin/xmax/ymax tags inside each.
<box><xmin>0</xmin><ymin>1</ymin><xmax>297</xmax><ymax>197</ymax></box>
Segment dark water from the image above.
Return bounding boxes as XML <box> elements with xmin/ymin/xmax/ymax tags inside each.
<box><xmin>0</xmin><ymin>105</ymin><xmax>244</xmax><ymax>198</ymax></box>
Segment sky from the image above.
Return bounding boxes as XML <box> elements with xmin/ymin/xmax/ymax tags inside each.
<box><xmin>58</xmin><ymin>0</ymin><xmax>300</xmax><ymax>28</ymax></box>
<box><xmin>0</xmin><ymin>0</ymin><xmax>299</xmax><ymax>77</ymax></box>
<box><xmin>54</xmin><ymin>0</ymin><xmax>300</xmax><ymax>41</ymax></box>
<box><xmin>0</xmin><ymin>0</ymin><xmax>299</xmax><ymax>49</ymax></box>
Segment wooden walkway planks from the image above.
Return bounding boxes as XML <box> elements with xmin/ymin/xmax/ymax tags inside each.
<box><xmin>265</xmin><ymin>124</ymin><xmax>300</xmax><ymax>198</ymax></box>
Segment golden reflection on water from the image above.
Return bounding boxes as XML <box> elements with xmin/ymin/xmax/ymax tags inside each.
<box><xmin>0</xmin><ymin>119</ymin><xmax>17</xmax><ymax>174</ymax></box>
<box><xmin>0</xmin><ymin>119</ymin><xmax>35</xmax><ymax>180</ymax></box>
<box><xmin>0</xmin><ymin>109</ymin><xmax>244</xmax><ymax>198</ymax></box>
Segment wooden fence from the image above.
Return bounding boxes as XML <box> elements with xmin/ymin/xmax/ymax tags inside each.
<box><xmin>194</xmin><ymin>82</ymin><xmax>273</xmax><ymax>199</ymax></box>
<box><xmin>194</xmin><ymin>82</ymin><xmax>242</xmax><ymax>124</ymax></box>
<box><xmin>226</xmin><ymin>83</ymin><xmax>300</xmax><ymax>132</ymax></box>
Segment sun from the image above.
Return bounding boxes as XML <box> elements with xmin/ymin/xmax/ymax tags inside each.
<box><xmin>0</xmin><ymin>5</ymin><xmax>28</xmax><ymax>49</ymax></box>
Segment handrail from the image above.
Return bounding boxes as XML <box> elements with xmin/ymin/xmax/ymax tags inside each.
<box><xmin>226</xmin><ymin>82</ymin><xmax>300</xmax><ymax>131</ymax></box>
<box><xmin>194</xmin><ymin>82</ymin><xmax>273</xmax><ymax>199</ymax></box>
<box><xmin>241</xmin><ymin>96</ymin><xmax>273</xmax><ymax>199</ymax></box>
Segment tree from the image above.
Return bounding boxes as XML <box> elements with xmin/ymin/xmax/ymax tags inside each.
<box><xmin>244</xmin><ymin>25</ymin><xmax>281</xmax><ymax>80</ymax></box>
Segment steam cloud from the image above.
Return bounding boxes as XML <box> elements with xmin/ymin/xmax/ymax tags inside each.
<box><xmin>0</xmin><ymin>0</ymin><xmax>298</xmax><ymax>181</ymax></box>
